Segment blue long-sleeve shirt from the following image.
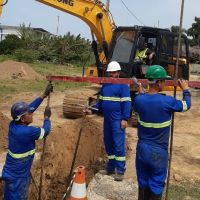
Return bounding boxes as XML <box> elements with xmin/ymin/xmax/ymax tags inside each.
<box><xmin>133</xmin><ymin>90</ymin><xmax>191</xmax><ymax>149</ymax></box>
<box><xmin>93</xmin><ymin>84</ymin><xmax>131</xmax><ymax>122</ymax></box>
<box><xmin>2</xmin><ymin>97</ymin><xmax>51</xmax><ymax>178</ymax></box>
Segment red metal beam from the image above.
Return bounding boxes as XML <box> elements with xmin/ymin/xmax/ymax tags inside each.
<box><xmin>47</xmin><ymin>75</ymin><xmax>200</xmax><ymax>89</ymax></box>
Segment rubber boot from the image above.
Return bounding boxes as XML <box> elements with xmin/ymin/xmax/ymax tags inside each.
<box><xmin>138</xmin><ymin>188</ymin><xmax>150</xmax><ymax>200</ymax></box>
<box><xmin>149</xmin><ymin>191</ymin><xmax>162</xmax><ymax>200</ymax></box>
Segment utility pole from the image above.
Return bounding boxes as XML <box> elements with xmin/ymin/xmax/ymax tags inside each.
<box><xmin>56</xmin><ymin>15</ymin><xmax>60</xmax><ymax>36</ymax></box>
<box><xmin>106</xmin><ymin>0</ymin><xmax>110</xmax><ymax>10</ymax></box>
<box><xmin>165</xmin><ymin>0</ymin><xmax>185</xmax><ymax>199</ymax></box>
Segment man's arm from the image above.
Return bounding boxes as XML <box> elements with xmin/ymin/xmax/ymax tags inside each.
<box><xmin>29</xmin><ymin>83</ymin><xmax>53</xmax><ymax>113</ymax></box>
<box><xmin>120</xmin><ymin>85</ymin><xmax>132</xmax><ymax>129</ymax></box>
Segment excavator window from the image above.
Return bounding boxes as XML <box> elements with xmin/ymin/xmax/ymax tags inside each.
<box><xmin>159</xmin><ymin>32</ymin><xmax>189</xmax><ymax>79</ymax></box>
<box><xmin>110</xmin><ymin>30</ymin><xmax>136</xmax><ymax>63</ymax></box>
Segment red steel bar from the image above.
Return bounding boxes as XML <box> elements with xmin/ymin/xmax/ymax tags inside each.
<box><xmin>47</xmin><ymin>75</ymin><xmax>200</xmax><ymax>89</ymax></box>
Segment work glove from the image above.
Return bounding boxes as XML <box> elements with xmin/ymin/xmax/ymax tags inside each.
<box><xmin>43</xmin><ymin>83</ymin><xmax>53</xmax><ymax>97</ymax></box>
<box><xmin>44</xmin><ymin>106</ymin><xmax>51</xmax><ymax>118</ymax></box>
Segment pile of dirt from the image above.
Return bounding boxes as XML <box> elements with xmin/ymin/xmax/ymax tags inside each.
<box><xmin>0</xmin><ymin>112</ymin><xmax>9</xmax><ymax>152</ymax></box>
<box><xmin>0</xmin><ymin>60</ymin><xmax>43</xmax><ymax>80</ymax></box>
<box><xmin>0</xmin><ymin>112</ymin><xmax>9</xmax><ymax>198</ymax></box>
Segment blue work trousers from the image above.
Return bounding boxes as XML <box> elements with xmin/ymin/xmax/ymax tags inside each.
<box><xmin>104</xmin><ymin>119</ymin><xmax>126</xmax><ymax>174</ymax></box>
<box><xmin>3</xmin><ymin>177</ymin><xmax>30</xmax><ymax>200</ymax></box>
<box><xmin>136</xmin><ymin>142</ymin><xmax>168</xmax><ymax>195</ymax></box>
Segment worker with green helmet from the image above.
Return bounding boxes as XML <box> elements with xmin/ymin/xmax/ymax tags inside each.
<box><xmin>133</xmin><ymin>65</ymin><xmax>191</xmax><ymax>200</ymax></box>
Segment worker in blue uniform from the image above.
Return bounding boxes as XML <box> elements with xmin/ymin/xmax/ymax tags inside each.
<box><xmin>133</xmin><ymin>65</ymin><xmax>191</xmax><ymax>200</ymax></box>
<box><xmin>86</xmin><ymin>61</ymin><xmax>131</xmax><ymax>181</ymax></box>
<box><xmin>2</xmin><ymin>83</ymin><xmax>53</xmax><ymax>200</ymax></box>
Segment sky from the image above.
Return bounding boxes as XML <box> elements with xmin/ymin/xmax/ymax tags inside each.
<box><xmin>0</xmin><ymin>0</ymin><xmax>199</xmax><ymax>40</ymax></box>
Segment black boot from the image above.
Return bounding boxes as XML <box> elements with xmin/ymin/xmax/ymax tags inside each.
<box><xmin>138</xmin><ymin>187</ymin><xmax>150</xmax><ymax>200</ymax></box>
<box><xmin>149</xmin><ymin>191</ymin><xmax>162</xmax><ymax>200</ymax></box>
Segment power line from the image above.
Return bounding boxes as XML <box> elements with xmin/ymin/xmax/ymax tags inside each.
<box><xmin>120</xmin><ymin>0</ymin><xmax>145</xmax><ymax>26</ymax></box>
<box><xmin>0</xmin><ymin>0</ymin><xmax>8</xmax><ymax>6</ymax></box>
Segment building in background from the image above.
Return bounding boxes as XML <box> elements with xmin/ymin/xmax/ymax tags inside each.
<box><xmin>0</xmin><ymin>24</ymin><xmax>53</xmax><ymax>41</ymax></box>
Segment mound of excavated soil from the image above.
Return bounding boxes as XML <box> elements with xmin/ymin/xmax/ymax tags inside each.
<box><xmin>0</xmin><ymin>112</ymin><xmax>9</xmax><ymax>198</ymax></box>
<box><xmin>0</xmin><ymin>112</ymin><xmax>9</xmax><ymax>152</ymax></box>
<box><xmin>0</xmin><ymin>60</ymin><xmax>43</xmax><ymax>80</ymax></box>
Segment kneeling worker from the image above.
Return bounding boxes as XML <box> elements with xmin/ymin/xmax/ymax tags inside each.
<box><xmin>2</xmin><ymin>83</ymin><xmax>53</xmax><ymax>200</ymax></box>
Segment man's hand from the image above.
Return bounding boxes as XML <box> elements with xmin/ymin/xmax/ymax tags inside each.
<box><xmin>83</xmin><ymin>107</ymin><xmax>92</xmax><ymax>115</ymax></box>
<box><xmin>178</xmin><ymin>79</ymin><xmax>189</xmax><ymax>90</ymax></box>
<box><xmin>43</xmin><ymin>83</ymin><xmax>53</xmax><ymax>98</ymax></box>
<box><xmin>44</xmin><ymin>106</ymin><xmax>51</xmax><ymax>118</ymax></box>
<box><xmin>132</xmin><ymin>77</ymin><xmax>145</xmax><ymax>93</ymax></box>
<box><xmin>121</xmin><ymin>120</ymin><xmax>128</xmax><ymax>129</ymax></box>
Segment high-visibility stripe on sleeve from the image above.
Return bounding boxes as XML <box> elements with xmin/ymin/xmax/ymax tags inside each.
<box><xmin>108</xmin><ymin>155</ymin><xmax>115</xmax><ymax>160</ymax></box>
<box><xmin>182</xmin><ymin>101</ymin><xmax>187</xmax><ymax>112</ymax></box>
<box><xmin>38</xmin><ymin>128</ymin><xmax>45</xmax><ymax>140</ymax></box>
<box><xmin>138</xmin><ymin>117</ymin><xmax>171</xmax><ymax>128</ymax></box>
<box><xmin>8</xmin><ymin>149</ymin><xmax>35</xmax><ymax>159</ymax></box>
<box><xmin>99</xmin><ymin>96</ymin><xmax>131</xmax><ymax>102</ymax></box>
<box><xmin>115</xmin><ymin>156</ymin><xmax>126</xmax><ymax>161</ymax></box>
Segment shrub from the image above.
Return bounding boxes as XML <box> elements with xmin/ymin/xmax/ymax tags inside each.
<box><xmin>0</xmin><ymin>35</ymin><xmax>25</xmax><ymax>54</ymax></box>
<box><xmin>14</xmin><ymin>49</ymin><xmax>39</xmax><ymax>63</ymax></box>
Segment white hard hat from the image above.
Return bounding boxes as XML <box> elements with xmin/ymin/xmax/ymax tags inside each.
<box><xmin>106</xmin><ymin>61</ymin><xmax>121</xmax><ymax>72</ymax></box>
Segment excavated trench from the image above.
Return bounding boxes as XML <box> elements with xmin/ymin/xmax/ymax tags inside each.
<box><xmin>1</xmin><ymin>89</ymin><xmax>200</xmax><ymax>199</ymax></box>
<box><xmin>34</xmin><ymin>116</ymin><xmax>107</xmax><ymax>200</ymax></box>
<box><xmin>0</xmin><ymin>111</ymin><xmax>106</xmax><ymax>200</ymax></box>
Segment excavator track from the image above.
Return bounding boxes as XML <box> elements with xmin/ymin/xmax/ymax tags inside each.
<box><xmin>63</xmin><ymin>88</ymin><xmax>98</xmax><ymax>119</ymax></box>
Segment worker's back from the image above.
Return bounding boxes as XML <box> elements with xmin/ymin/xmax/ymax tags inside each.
<box><xmin>99</xmin><ymin>83</ymin><xmax>131</xmax><ymax>122</ymax></box>
<box><xmin>134</xmin><ymin>92</ymin><xmax>191</xmax><ymax>149</ymax></box>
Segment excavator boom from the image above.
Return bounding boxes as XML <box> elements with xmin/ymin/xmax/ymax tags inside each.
<box><xmin>0</xmin><ymin>0</ymin><xmax>4</xmax><ymax>16</ymax></box>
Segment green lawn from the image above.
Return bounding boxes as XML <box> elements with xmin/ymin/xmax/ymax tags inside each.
<box><xmin>0</xmin><ymin>60</ymin><xmax>90</xmax><ymax>99</ymax></box>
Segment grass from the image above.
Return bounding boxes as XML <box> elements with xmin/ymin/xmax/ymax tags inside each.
<box><xmin>0</xmin><ymin>55</ymin><xmax>15</xmax><ymax>62</ymax></box>
<box><xmin>30</xmin><ymin>62</ymin><xmax>84</xmax><ymax>76</ymax></box>
<box><xmin>0</xmin><ymin>60</ymin><xmax>90</xmax><ymax>99</ymax></box>
<box><xmin>166</xmin><ymin>182</ymin><xmax>200</xmax><ymax>200</ymax></box>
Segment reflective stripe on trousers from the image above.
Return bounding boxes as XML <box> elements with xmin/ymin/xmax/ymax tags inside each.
<box><xmin>104</xmin><ymin>120</ymin><xmax>126</xmax><ymax>174</ymax></box>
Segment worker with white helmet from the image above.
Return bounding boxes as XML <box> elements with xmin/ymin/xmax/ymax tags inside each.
<box><xmin>133</xmin><ymin>65</ymin><xmax>191</xmax><ymax>200</ymax></box>
<box><xmin>86</xmin><ymin>61</ymin><xmax>131</xmax><ymax>181</ymax></box>
<box><xmin>2</xmin><ymin>83</ymin><xmax>53</xmax><ymax>200</ymax></box>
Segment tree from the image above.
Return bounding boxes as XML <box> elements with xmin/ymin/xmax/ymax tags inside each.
<box><xmin>170</xmin><ymin>25</ymin><xmax>187</xmax><ymax>34</ymax></box>
<box><xmin>187</xmin><ymin>17</ymin><xmax>200</xmax><ymax>46</ymax></box>
<box><xmin>0</xmin><ymin>34</ymin><xmax>25</xmax><ymax>54</ymax></box>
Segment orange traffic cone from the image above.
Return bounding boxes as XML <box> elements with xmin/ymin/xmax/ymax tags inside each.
<box><xmin>69</xmin><ymin>166</ymin><xmax>87</xmax><ymax>200</ymax></box>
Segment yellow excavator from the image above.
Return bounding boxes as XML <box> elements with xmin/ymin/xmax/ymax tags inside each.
<box><xmin>1</xmin><ymin>0</ymin><xmax>190</xmax><ymax>118</ymax></box>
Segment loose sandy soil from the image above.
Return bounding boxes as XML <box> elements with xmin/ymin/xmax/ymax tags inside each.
<box><xmin>0</xmin><ymin>60</ymin><xmax>44</xmax><ymax>80</ymax></box>
<box><xmin>0</xmin><ymin>60</ymin><xmax>199</xmax><ymax>199</ymax></box>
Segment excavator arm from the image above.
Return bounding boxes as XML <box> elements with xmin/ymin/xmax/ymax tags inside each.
<box><xmin>36</xmin><ymin>0</ymin><xmax>114</xmax><ymax>48</ymax></box>
<box><xmin>0</xmin><ymin>0</ymin><xmax>7</xmax><ymax>16</ymax></box>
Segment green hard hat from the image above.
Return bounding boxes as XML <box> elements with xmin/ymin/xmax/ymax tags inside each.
<box><xmin>145</xmin><ymin>65</ymin><xmax>171</xmax><ymax>80</ymax></box>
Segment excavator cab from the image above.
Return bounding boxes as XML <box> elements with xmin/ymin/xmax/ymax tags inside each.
<box><xmin>107</xmin><ymin>26</ymin><xmax>190</xmax><ymax>80</ymax></box>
